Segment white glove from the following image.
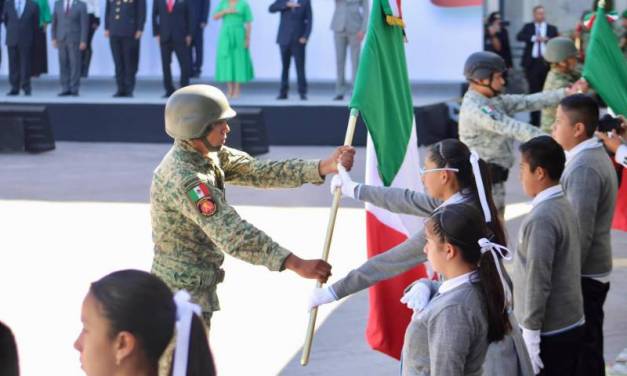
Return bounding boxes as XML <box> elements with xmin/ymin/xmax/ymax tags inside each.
<box><xmin>330</xmin><ymin>165</ymin><xmax>358</xmax><ymax>199</ymax></box>
<box><xmin>522</xmin><ymin>327</ymin><xmax>544</xmax><ymax>375</ymax></box>
<box><xmin>308</xmin><ymin>286</ymin><xmax>337</xmax><ymax>311</ymax></box>
<box><xmin>400</xmin><ymin>280</ymin><xmax>431</xmax><ymax>312</ymax></box>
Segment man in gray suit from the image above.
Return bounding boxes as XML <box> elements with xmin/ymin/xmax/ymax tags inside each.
<box><xmin>330</xmin><ymin>0</ymin><xmax>368</xmax><ymax>101</ymax></box>
<box><xmin>51</xmin><ymin>0</ymin><xmax>88</xmax><ymax>96</ymax></box>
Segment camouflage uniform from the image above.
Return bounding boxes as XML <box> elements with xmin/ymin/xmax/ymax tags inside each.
<box><xmin>458</xmin><ymin>88</ymin><xmax>564</xmax><ymax>213</ymax></box>
<box><xmin>541</xmin><ymin>68</ymin><xmax>581</xmax><ymax>133</ymax></box>
<box><xmin>150</xmin><ymin>140</ymin><xmax>324</xmax><ymax>323</ymax></box>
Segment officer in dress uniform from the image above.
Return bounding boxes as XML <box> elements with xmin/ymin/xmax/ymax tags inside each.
<box><xmin>458</xmin><ymin>51</ymin><xmax>587</xmax><ymax>215</ymax></box>
<box><xmin>105</xmin><ymin>0</ymin><xmax>145</xmax><ymax>97</ymax></box>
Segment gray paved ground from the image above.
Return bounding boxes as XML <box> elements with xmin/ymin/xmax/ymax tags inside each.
<box><xmin>1</xmin><ymin>142</ymin><xmax>625</xmax><ymax>375</ymax></box>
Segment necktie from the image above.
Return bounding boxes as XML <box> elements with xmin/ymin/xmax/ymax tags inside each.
<box><xmin>167</xmin><ymin>0</ymin><xmax>174</xmax><ymax>13</ymax></box>
<box><xmin>16</xmin><ymin>0</ymin><xmax>22</xmax><ymax>17</ymax></box>
<box><xmin>65</xmin><ymin>0</ymin><xmax>71</xmax><ymax>14</ymax></box>
<box><xmin>535</xmin><ymin>24</ymin><xmax>542</xmax><ymax>57</ymax></box>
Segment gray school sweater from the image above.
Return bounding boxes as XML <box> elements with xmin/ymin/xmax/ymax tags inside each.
<box><xmin>402</xmin><ymin>280</ymin><xmax>489</xmax><ymax>376</ymax></box>
<box><xmin>561</xmin><ymin>144</ymin><xmax>618</xmax><ymax>278</ymax></box>
<box><xmin>330</xmin><ymin>185</ymin><xmax>444</xmax><ymax>299</ymax></box>
<box><xmin>331</xmin><ymin>185</ymin><xmax>534</xmax><ymax>376</ymax></box>
<box><xmin>513</xmin><ymin>193</ymin><xmax>584</xmax><ymax>333</ymax></box>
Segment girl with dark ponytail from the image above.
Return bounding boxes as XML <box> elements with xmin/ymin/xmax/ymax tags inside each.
<box><xmin>401</xmin><ymin>204</ymin><xmax>511</xmax><ymax>376</ymax></box>
<box><xmin>309</xmin><ymin>138</ymin><xmax>533</xmax><ymax>375</ymax></box>
<box><xmin>74</xmin><ymin>269</ymin><xmax>216</xmax><ymax>376</ymax></box>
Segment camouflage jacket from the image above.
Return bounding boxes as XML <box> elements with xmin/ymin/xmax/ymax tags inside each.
<box><xmin>541</xmin><ymin>68</ymin><xmax>581</xmax><ymax>133</ymax></box>
<box><xmin>150</xmin><ymin>141</ymin><xmax>324</xmax><ymax>314</ymax></box>
<box><xmin>459</xmin><ymin>88</ymin><xmax>563</xmax><ymax>169</ymax></box>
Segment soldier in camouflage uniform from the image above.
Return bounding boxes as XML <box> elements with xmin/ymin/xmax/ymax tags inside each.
<box><xmin>541</xmin><ymin>37</ymin><xmax>582</xmax><ymax>133</ymax></box>
<box><xmin>459</xmin><ymin>51</ymin><xmax>587</xmax><ymax>215</ymax></box>
<box><xmin>150</xmin><ymin>86</ymin><xmax>355</xmax><ymax>370</ymax></box>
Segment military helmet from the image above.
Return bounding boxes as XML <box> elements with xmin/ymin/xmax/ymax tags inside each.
<box><xmin>544</xmin><ymin>37</ymin><xmax>578</xmax><ymax>63</ymax></box>
<box><xmin>164</xmin><ymin>85</ymin><xmax>237</xmax><ymax>140</ymax></box>
<box><xmin>463</xmin><ymin>51</ymin><xmax>507</xmax><ymax>81</ymax></box>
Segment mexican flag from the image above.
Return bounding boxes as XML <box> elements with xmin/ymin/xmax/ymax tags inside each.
<box><xmin>583</xmin><ymin>2</ymin><xmax>627</xmax><ymax>232</ymax></box>
<box><xmin>350</xmin><ymin>0</ymin><xmax>426</xmax><ymax>360</ymax></box>
<box><xmin>583</xmin><ymin>4</ymin><xmax>627</xmax><ymax>116</ymax></box>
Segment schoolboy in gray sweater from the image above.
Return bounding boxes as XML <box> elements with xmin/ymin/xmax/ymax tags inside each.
<box><xmin>552</xmin><ymin>94</ymin><xmax>618</xmax><ymax>375</ymax></box>
<box><xmin>516</xmin><ymin>136</ymin><xmax>584</xmax><ymax>375</ymax></box>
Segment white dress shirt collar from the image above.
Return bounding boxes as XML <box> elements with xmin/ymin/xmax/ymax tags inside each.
<box><xmin>531</xmin><ymin>185</ymin><xmax>563</xmax><ymax>207</ymax></box>
<box><xmin>565</xmin><ymin>137</ymin><xmax>603</xmax><ymax>165</ymax></box>
<box><xmin>438</xmin><ymin>271</ymin><xmax>477</xmax><ymax>295</ymax></box>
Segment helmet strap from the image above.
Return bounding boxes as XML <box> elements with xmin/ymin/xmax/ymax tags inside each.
<box><xmin>471</xmin><ymin>74</ymin><xmax>501</xmax><ymax>96</ymax></box>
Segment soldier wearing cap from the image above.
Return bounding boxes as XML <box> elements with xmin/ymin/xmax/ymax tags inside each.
<box><xmin>459</xmin><ymin>51</ymin><xmax>587</xmax><ymax>215</ymax></box>
<box><xmin>150</xmin><ymin>85</ymin><xmax>355</xmax><ymax>331</ymax></box>
<box><xmin>541</xmin><ymin>37</ymin><xmax>581</xmax><ymax>133</ymax></box>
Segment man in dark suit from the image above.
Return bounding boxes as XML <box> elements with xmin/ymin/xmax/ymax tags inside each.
<box><xmin>2</xmin><ymin>0</ymin><xmax>39</xmax><ymax>95</ymax></box>
<box><xmin>153</xmin><ymin>0</ymin><xmax>193</xmax><ymax>97</ymax></box>
<box><xmin>105</xmin><ymin>0</ymin><xmax>146</xmax><ymax>97</ymax></box>
<box><xmin>189</xmin><ymin>0</ymin><xmax>208</xmax><ymax>77</ymax></box>
<box><xmin>516</xmin><ymin>5</ymin><xmax>558</xmax><ymax>126</ymax></box>
<box><xmin>51</xmin><ymin>0</ymin><xmax>88</xmax><ymax>96</ymax></box>
<box><xmin>269</xmin><ymin>0</ymin><xmax>312</xmax><ymax>100</ymax></box>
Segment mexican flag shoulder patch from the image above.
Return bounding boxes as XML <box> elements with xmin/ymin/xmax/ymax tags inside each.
<box><xmin>185</xmin><ymin>181</ymin><xmax>217</xmax><ymax>217</ymax></box>
<box><xmin>187</xmin><ymin>182</ymin><xmax>210</xmax><ymax>203</ymax></box>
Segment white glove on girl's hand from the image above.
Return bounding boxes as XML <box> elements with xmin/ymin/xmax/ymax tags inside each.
<box><xmin>330</xmin><ymin>165</ymin><xmax>358</xmax><ymax>199</ymax></box>
<box><xmin>400</xmin><ymin>280</ymin><xmax>432</xmax><ymax>312</ymax></box>
<box><xmin>308</xmin><ymin>286</ymin><xmax>337</xmax><ymax>311</ymax></box>
<box><xmin>522</xmin><ymin>328</ymin><xmax>544</xmax><ymax>375</ymax></box>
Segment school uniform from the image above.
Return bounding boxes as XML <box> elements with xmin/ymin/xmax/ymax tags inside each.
<box><xmin>561</xmin><ymin>137</ymin><xmax>618</xmax><ymax>376</ymax></box>
<box><xmin>401</xmin><ymin>272</ymin><xmax>488</xmax><ymax>376</ymax></box>
<box><xmin>329</xmin><ymin>185</ymin><xmax>534</xmax><ymax>376</ymax></box>
<box><xmin>514</xmin><ymin>185</ymin><xmax>584</xmax><ymax>375</ymax></box>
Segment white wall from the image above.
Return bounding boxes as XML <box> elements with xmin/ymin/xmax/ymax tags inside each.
<box><xmin>0</xmin><ymin>0</ymin><xmax>483</xmax><ymax>82</ymax></box>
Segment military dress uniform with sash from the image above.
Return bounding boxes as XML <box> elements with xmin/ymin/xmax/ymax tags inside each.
<box><xmin>458</xmin><ymin>88</ymin><xmax>564</xmax><ymax>213</ymax></box>
<box><xmin>150</xmin><ymin>140</ymin><xmax>324</xmax><ymax>324</ymax></box>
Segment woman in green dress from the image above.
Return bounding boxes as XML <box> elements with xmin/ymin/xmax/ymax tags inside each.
<box><xmin>213</xmin><ymin>0</ymin><xmax>254</xmax><ymax>98</ymax></box>
<box><xmin>31</xmin><ymin>0</ymin><xmax>52</xmax><ymax>77</ymax></box>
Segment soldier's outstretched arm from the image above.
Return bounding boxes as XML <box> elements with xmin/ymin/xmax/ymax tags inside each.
<box><xmin>219</xmin><ymin>145</ymin><xmax>355</xmax><ymax>188</ymax></box>
<box><xmin>499</xmin><ymin>89</ymin><xmax>566</xmax><ymax>114</ymax></box>
<box><xmin>468</xmin><ymin>102</ymin><xmax>546</xmax><ymax>142</ymax></box>
<box><xmin>179</xmin><ymin>176</ymin><xmax>331</xmax><ymax>282</ymax></box>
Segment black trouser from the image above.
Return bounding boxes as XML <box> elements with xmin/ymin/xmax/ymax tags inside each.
<box><xmin>8</xmin><ymin>44</ymin><xmax>32</xmax><ymax>92</ymax></box>
<box><xmin>577</xmin><ymin>277</ymin><xmax>610</xmax><ymax>376</ymax></box>
<box><xmin>160</xmin><ymin>39</ymin><xmax>191</xmax><ymax>94</ymax></box>
<box><xmin>191</xmin><ymin>25</ymin><xmax>204</xmax><ymax>75</ymax></box>
<box><xmin>81</xmin><ymin>14</ymin><xmax>98</xmax><ymax>77</ymax></box>
<box><xmin>524</xmin><ymin>57</ymin><xmax>550</xmax><ymax>126</ymax></box>
<box><xmin>110</xmin><ymin>35</ymin><xmax>138</xmax><ymax>94</ymax></box>
<box><xmin>539</xmin><ymin>325</ymin><xmax>584</xmax><ymax>376</ymax></box>
<box><xmin>279</xmin><ymin>41</ymin><xmax>307</xmax><ymax>96</ymax></box>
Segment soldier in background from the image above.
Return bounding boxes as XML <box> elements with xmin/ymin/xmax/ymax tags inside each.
<box><xmin>104</xmin><ymin>0</ymin><xmax>146</xmax><ymax>97</ymax></box>
<box><xmin>458</xmin><ymin>51</ymin><xmax>587</xmax><ymax>215</ymax></box>
<box><xmin>541</xmin><ymin>37</ymin><xmax>581</xmax><ymax>133</ymax></box>
<box><xmin>150</xmin><ymin>84</ymin><xmax>355</xmax><ymax>332</ymax></box>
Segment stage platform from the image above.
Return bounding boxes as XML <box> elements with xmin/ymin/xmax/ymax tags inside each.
<box><xmin>0</xmin><ymin>77</ymin><xmax>462</xmax><ymax>147</ymax></box>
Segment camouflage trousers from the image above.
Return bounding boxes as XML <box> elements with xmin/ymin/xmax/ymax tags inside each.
<box><xmin>492</xmin><ymin>182</ymin><xmax>506</xmax><ymax>219</ymax></box>
<box><xmin>157</xmin><ymin>312</ymin><xmax>212</xmax><ymax>376</ymax></box>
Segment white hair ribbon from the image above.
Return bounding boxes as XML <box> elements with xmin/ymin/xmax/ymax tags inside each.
<box><xmin>172</xmin><ymin>290</ymin><xmax>202</xmax><ymax>376</ymax></box>
<box><xmin>469</xmin><ymin>151</ymin><xmax>492</xmax><ymax>223</ymax></box>
<box><xmin>478</xmin><ymin>238</ymin><xmax>513</xmax><ymax>310</ymax></box>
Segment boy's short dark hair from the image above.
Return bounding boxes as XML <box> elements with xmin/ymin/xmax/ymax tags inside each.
<box><xmin>559</xmin><ymin>94</ymin><xmax>600</xmax><ymax>137</ymax></box>
<box><xmin>519</xmin><ymin>136</ymin><xmax>566</xmax><ymax>181</ymax></box>
<box><xmin>533</xmin><ymin>5</ymin><xmax>544</xmax><ymax>13</ymax></box>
